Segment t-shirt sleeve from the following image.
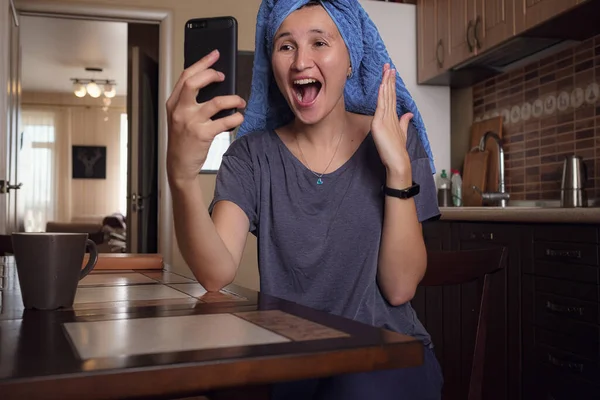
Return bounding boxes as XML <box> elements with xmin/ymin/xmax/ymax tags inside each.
<box><xmin>208</xmin><ymin>136</ymin><xmax>258</xmax><ymax>233</ymax></box>
<box><xmin>406</xmin><ymin>123</ymin><xmax>441</xmax><ymax>223</ymax></box>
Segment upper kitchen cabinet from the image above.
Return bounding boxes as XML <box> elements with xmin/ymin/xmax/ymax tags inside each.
<box><xmin>514</xmin><ymin>0</ymin><xmax>578</xmax><ymax>34</ymax></box>
<box><xmin>477</xmin><ymin>0</ymin><xmax>515</xmax><ymax>52</ymax></box>
<box><xmin>446</xmin><ymin>0</ymin><xmax>478</xmax><ymax>69</ymax></box>
<box><xmin>416</xmin><ymin>0</ymin><xmax>598</xmax><ymax>87</ymax></box>
<box><xmin>417</xmin><ymin>0</ymin><xmax>449</xmax><ymax>84</ymax></box>
<box><xmin>418</xmin><ymin>0</ymin><xmax>516</xmax><ymax>85</ymax></box>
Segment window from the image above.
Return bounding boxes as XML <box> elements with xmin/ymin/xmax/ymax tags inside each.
<box><xmin>201</xmin><ymin>132</ymin><xmax>232</xmax><ymax>171</ymax></box>
<box><xmin>20</xmin><ymin>110</ymin><xmax>56</xmax><ymax>232</ymax></box>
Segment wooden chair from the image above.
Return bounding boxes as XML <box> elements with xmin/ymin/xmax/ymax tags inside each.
<box><xmin>0</xmin><ymin>234</ymin><xmax>13</xmax><ymax>256</ymax></box>
<box><xmin>420</xmin><ymin>247</ymin><xmax>507</xmax><ymax>400</ymax></box>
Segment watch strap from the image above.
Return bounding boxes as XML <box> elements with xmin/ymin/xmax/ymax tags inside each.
<box><xmin>383</xmin><ymin>181</ymin><xmax>420</xmax><ymax>199</ymax></box>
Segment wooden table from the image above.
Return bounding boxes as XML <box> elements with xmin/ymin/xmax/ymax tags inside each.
<box><xmin>0</xmin><ymin>256</ymin><xmax>424</xmax><ymax>400</ymax></box>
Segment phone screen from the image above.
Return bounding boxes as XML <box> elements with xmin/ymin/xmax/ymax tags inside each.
<box><xmin>184</xmin><ymin>16</ymin><xmax>237</xmax><ymax>120</ymax></box>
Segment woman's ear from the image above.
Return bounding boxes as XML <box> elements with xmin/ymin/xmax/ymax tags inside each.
<box><xmin>347</xmin><ymin>66</ymin><xmax>352</xmax><ymax>78</ymax></box>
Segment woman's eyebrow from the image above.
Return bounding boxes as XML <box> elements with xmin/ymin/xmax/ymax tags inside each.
<box><xmin>274</xmin><ymin>28</ymin><xmax>335</xmax><ymax>42</ymax></box>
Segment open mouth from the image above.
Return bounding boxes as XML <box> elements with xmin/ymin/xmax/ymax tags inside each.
<box><xmin>292</xmin><ymin>78</ymin><xmax>322</xmax><ymax>105</ymax></box>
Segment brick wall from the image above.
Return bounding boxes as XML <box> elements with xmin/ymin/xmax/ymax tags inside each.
<box><xmin>472</xmin><ymin>35</ymin><xmax>600</xmax><ymax>201</ymax></box>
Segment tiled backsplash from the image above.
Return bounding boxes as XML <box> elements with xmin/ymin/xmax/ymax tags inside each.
<box><xmin>472</xmin><ymin>35</ymin><xmax>600</xmax><ymax>201</ymax></box>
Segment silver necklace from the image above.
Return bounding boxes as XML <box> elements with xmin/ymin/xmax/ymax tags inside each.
<box><xmin>296</xmin><ymin>131</ymin><xmax>343</xmax><ymax>185</ymax></box>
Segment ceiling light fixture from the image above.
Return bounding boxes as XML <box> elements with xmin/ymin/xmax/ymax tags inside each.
<box><xmin>73</xmin><ymin>80</ymin><xmax>87</xmax><ymax>97</ymax></box>
<box><xmin>70</xmin><ymin>67</ymin><xmax>117</xmax><ymax>99</ymax></box>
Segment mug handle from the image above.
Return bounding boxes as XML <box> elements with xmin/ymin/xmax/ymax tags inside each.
<box><xmin>80</xmin><ymin>239</ymin><xmax>98</xmax><ymax>279</ymax></box>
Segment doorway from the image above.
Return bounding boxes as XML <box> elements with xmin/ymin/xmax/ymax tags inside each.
<box><xmin>4</xmin><ymin>2</ymin><xmax>163</xmax><ymax>254</ymax></box>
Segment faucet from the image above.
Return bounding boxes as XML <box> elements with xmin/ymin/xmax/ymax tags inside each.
<box><xmin>472</xmin><ymin>131</ymin><xmax>510</xmax><ymax>208</ymax></box>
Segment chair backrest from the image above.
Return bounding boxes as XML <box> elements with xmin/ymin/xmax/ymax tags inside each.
<box><xmin>0</xmin><ymin>234</ymin><xmax>13</xmax><ymax>256</ymax></box>
<box><xmin>420</xmin><ymin>246</ymin><xmax>507</xmax><ymax>400</ymax></box>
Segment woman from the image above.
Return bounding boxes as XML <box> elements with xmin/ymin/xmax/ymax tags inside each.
<box><xmin>166</xmin><ymin>1</ymin><xmax>442</xmax><ymax>398</ymax></box>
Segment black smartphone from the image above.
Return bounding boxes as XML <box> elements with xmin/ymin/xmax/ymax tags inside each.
<box><xmin>184</xmin><ymin>16</ymin><xmax>237</xmax><ymax>120</ymax></box>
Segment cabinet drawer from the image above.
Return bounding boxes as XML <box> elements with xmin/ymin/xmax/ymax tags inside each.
<box><xmin>523</xmin><ymin>323</ymin><xmax>599</xmax><ymax>361</ymax></box>
<box><xmin>457</xmin><ymin>223</ymin><xmax>515</xmax><ymax>242</ymax></box>
<box><xmin>523</xmin><ymin>360</ymin><xmax>600</xmax><ymax>400</ymax></box>
<box><xmin>524</xmin><ymin>260</ymin><xmax>600</xmax><ymax>285</ymax></box>
<box><xmin>534</xmin><ymin>241</ymin><xmax>599</xmax><ymax>266</ymax></box>
<box><xmin>532</xmin><ymin>345</ymin><xmax>600</xmax><ymax>387</ymax></box>
<box><xmin>524</xmin><ymin>275</ymin><xmax>599</xmax><ymax>303</ymax></box>
<box><xmin>533</xmin><ymin>225</ymin><xmax>599</xmax><ymax>244</ymax></box>
<box><xmin>536</xmin><ymin>293</ymin><xmax>599</xmax><ymax>326</ymax></box>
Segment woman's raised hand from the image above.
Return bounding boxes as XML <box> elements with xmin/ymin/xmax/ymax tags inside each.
<box><xmin>371</xmin><ymin>63</ymin><xmax>413</xmax><ymax>185</ymax></box>
<box><xmin>166</xmin><ymin>49</ymin><xmax>246</xmax><ymax>185</ymax></box>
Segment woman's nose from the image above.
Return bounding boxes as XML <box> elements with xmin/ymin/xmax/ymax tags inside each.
<box><xmin>292</xmin><ymin>47</ymin><xmax>314</xmax><ymax>71</ymax></box>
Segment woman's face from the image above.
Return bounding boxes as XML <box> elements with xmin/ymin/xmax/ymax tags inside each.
<box><xmin>271</xmin><ymin>5</ymin><xmax>351</xmax><ymax>125</ymax></box>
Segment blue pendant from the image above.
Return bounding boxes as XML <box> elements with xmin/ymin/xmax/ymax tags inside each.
<box><xmin>317</xmin><ymin>177</ymin><xmax>323</xmax><ymax>185</ymax></box>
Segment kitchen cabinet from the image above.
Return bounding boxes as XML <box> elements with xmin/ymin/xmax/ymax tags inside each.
<box><xmin>477</xmin><ymin>0</ymin><xmax>515</xmax><ymax>52</ymax></box>
<box><xmin>415</xmin><ymin>221</ymin><xmax>523</xmax><ymax>400</ymax></box>
<box><xmin>418</xmin><ymin>0</ymin><xmax>515</xmax><ymax>83</ymax></box>
<box><xmin>417</xmin><ymin>220</ymin><xmax>600</xmax><ymax>399</ymax></box>
<box><xmin>416</xmin><ymin>0</ymin><xmax>582</xmax><ymax>85</ymax></box>
<box><xmin>416</xmin><ymin>0</ymin><xmax>449</xmax><ymax>84</ymax></box>
<box><xmin>521</xmin><ymin>224</ymin><xmax>600</xmax><ymax>399</ymax></box>
<box><xmin>514</xmin><ymin>0</ymin><xmax>579</xmax><ymax>34</ymax></box>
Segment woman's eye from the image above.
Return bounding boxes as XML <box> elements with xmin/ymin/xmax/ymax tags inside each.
<box><xmin>314</xmin><ymin>41</ymin><xmax>327</xmax><ymax>47</ymax></box>
<box><xmin>279</xmin><ymin>44</ymin><xmax>293</xmax><ymax>51</ymax></box>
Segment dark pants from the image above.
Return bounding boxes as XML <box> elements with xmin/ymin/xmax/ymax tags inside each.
<box><xmin>271</xmin><ymin>345</ymin><xmax>443</xmax><ymax>400</ymax></box>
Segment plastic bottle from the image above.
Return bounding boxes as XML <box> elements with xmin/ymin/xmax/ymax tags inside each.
<box><xmin>451</xmin><ymin>169</ymin><xmax>463</xmax><ymax>207</ymax></box>
<box><xmin>437</xmin><ymin>169</ymin><xmax>452</xmax><ymax>207</ymax></box>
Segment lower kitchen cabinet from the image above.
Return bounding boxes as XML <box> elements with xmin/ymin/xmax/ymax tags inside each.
<box><xmin>416</xmin><ymin>220</ymin><xmax>600</xmax><ymax>400</ymax></box>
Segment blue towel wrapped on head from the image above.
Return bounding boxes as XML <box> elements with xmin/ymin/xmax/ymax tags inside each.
<box><xmin>238</xmin><ymin>0</ymin><xmax>436</xmax><ymax>174</ymax></box>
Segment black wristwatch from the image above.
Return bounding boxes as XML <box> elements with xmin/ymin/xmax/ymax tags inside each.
<box><xmin>382</xmin><ymin>182</ymin><xmax>420</xmax><ymax>199</ymax></box>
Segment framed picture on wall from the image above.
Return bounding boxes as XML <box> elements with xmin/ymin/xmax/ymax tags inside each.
<box><xmin>72</xmin><ymin>145</ymin><xmax>107</xmax><ymax>179</ymax></box>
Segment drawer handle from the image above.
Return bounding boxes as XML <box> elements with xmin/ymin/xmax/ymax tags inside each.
<box><xmin>547</xmin><ymin>353</ymin><xmax>584</xmax><ymax>373</ymax></box>
<box><xmin>469</xmin><ymin>232</ymin><xmax>494</xmax><ymax>240</ymax></box>
<box><xmin>546</xmin><ymin>300</ymin><xmax>584</xmax><ymax>316</ymax></box>
<box><xmin>545</xmin><ymin>248</ymin><xmax>582</xmax><ymax>259</ymax></box>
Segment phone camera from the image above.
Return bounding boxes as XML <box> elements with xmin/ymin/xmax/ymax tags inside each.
<box><xmin>192</xmin><ymin>21</ymin><xmax>206</xmax><ymax>29</ymax></box>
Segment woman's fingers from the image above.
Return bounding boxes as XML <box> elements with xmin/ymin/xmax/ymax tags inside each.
<box><xmin>201</xmin><ymin>95</ymin><xmax>247</xmax><ymax>121</ymax></box>
<box><xmin>206</xmin><ymin>111</ymin><xmax>245</xmax><ymax>135</ymax></box>
<box><xmin>399</xmin><ymin>113</ymin><xmax>413</xmax><ymax>136</ymax></box>
<box><xmin>167</xmin><ymin>49</ymin><xmax>220</xmax><ymax>111</ymax></box>
<box><xmin>178</xmin><ymin>68</ymin><xmax>225</xmax><ymax>107</ymax></box>
<box><xmin>384</xmin><ymin>68</ymin><xmax>394</xmax><ymax>121</ymax></box>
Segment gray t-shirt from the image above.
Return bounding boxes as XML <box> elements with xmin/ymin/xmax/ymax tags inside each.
<box><xmin>209</xmin><ymin>124</ymin><xmax>440</xmax><ymax>346</ymax></box>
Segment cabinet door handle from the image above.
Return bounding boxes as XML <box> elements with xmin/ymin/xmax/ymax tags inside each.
<box><xmin>467</xmin><ymin>19</ymin><xmax>475</xmax><ymax>52</ymax></box>
<box><xmin>474</xmin><ymin>15</ymin><xmax>482</xmax><ymax>49</ymax></box>
<box><xmin>547</xmin><ymin>353</ymin><xmax>584</xmax><ymax>373</ymax></box>
<box><xmin>469</xmin><ymin>232</ymin><xmax>494</xmax><ymax>240</ymax></box>
<box><xmin>545</xmin><ymin>248</ymin><xmax>582</xmax><ymax>259</ymax></box>
<box><xmin>545</xmin><ymin>300</ymin><xmax>584</xmax><ymax>316</ymax></box>
<box><xmin>436</xmin><ymin>39</ymin><xmax>444</xmax><ymax>68</ymax></box>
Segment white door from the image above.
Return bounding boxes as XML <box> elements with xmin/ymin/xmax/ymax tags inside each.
<box><xmin>0</xmin><ymin>0</ymin><xmax>24</xmax><ymax>235</ymax></box>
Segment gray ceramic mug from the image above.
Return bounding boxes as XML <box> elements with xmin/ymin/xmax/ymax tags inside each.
<box><xmin>11</xmin><ymin>232</ymin><xmax>98</xmax><ymax>310</ymax></box>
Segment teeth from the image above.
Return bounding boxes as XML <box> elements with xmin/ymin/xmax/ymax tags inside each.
<box><xmin>294</xmin><ymin>78</ymin><xmax>317</xmax><ymax>85</ymax></box>
<box><xmin>296</xmin><ymin>91</ymin><xmax>303</xmax><ymax>102</ymax></box>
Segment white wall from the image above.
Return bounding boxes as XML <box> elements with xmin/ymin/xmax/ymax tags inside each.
<box><xmin>360</xmin><ymin>1</ymin><xmax>451</xmax><ymax>176</ymax></box>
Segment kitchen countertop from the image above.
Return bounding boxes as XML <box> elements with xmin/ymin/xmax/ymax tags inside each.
<box><xmin>439</xmin><ymin>200</ymin><xmax>600</xmax><ymax>224</ymax></box>
<box><xmin>440</xmin><ymin>206</ymin><xmax>599</xmax><ymax>224</ymax></box>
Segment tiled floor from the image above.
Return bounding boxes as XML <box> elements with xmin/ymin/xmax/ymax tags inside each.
<box><xmin>74</xmin><ymin>285</ymin><xmax>191</xmax><ymax>304</ymax></box>
<box><xmin>79</xmin><ymin>273</ymin><xmax>157</xmax><ymax>287</ymax></box>
<box><xmin>63</xmin><ymin>313</ymin><xmax>291</xmax><ymax>359</ymax></box>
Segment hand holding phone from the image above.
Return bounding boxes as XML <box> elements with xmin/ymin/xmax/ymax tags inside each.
<box><xmin>184</xmin><ymin>16</ymin><xmax>238</xmax><ymax>120</ymax></box>
<box><xmin>166</xmin><ymin>18</ymin><xmax>245</xmax><ymax>182</ymax></box>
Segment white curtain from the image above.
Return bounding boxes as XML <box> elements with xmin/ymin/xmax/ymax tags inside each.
<box><xmin>20</xmin><ymin>110</ymin><xmax>58</xmax><ymax>232</ymax></box>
